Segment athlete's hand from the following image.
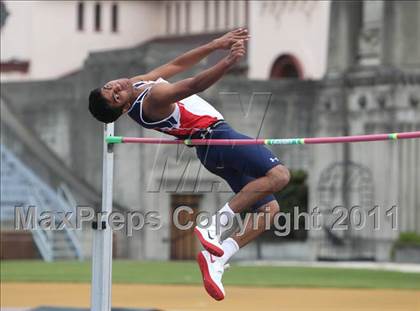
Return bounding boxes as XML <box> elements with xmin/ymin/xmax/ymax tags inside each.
<box><xmin>213</xmin><ymin>28</ymin><xmax>250</xmax><ymax>50</ymax></box>
<box><xmin>225</xmin><ymin>40</ymin><xmax>246</xmax><ymax>66</ymax></box>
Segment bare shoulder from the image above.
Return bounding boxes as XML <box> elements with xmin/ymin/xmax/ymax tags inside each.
<box><xmin>143</xmin><ymin>82</ymin><xmax>176</xmax><ymax>120</ymax></box>
<box><xmin>145</xmin><ymin>81</ymin><xmax>173</xmax><ymax>106</ymax></box>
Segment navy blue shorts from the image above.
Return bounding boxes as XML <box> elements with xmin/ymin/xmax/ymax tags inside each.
<box><xmin>195</xmin><ymin>123</ymin><xmax>281</xmax><ymax>211</ymax></box>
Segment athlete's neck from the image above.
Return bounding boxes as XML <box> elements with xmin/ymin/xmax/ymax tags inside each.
<box><xmin>127</xmin><ymin>83</ymin><xmax>143</xmax><ymax>110</ymax></box>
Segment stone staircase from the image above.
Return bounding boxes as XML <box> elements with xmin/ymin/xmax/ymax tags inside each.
<box><xmin>0</xmin><ymin>144</ymin><xmax>84</xmax><ymax>261</ymax></box>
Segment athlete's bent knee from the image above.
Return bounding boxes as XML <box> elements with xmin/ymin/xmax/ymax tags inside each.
<box><xmin>266</xmin><ymin>165</ymin><xmax>290</xmax><ymax>192</ymax></box>
<box><xmin>258</xmin><ymin>200</ymin><xmax>280</xmax><ymax>214</ymax></box>
<box><xmin>268</xmin><ymin>201</ymin><xmax>280</xmax><ymax>215</ymax></box>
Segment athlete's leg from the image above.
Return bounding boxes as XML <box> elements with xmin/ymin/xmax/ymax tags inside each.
<box><xmin>198</xmin><ymin>200</ymin><xmax>280</xmax><ymax>300</ymax></box>
<box><xmin>194</xmin><ymin>124</ymin><xmax>290</xmax><ymax>255</ymax></box>
<box><xmin>228</xmin><ymin>165</ymin><xmax>289</xmax><ymax>214</ymax></box>
<box><xmin>232</xmin><ymin>200</ymin><xmax>279</xmax><ymax>247</ymax></box>
<box><xmin>194</xmin><ymin>162</ymin><xmax>288</xmax><ymax>256</ymax></box>
<box><xmin>218</xmin><ymin>200</ymin><xmax>279</xmax><ymax>265</ymax></box>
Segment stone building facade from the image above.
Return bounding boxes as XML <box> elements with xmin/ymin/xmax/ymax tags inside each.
<box><xmin>1</xmin><ymin>1</ymin><xmax>329</xmax><ymax>81</ymax></box>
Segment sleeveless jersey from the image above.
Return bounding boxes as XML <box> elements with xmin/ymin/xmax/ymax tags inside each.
<box><xmin>127</xmin><ymin>78</ymin><xmax>223</xmax><ymax>138</ymax></box>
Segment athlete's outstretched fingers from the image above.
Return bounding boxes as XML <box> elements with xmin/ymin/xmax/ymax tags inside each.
<box><xmin>231</xmin><ymin>40</ymin><xmax>245</xmax><ymax>51</ymax></box>
<box><xmin>215</xmin><ymin>29</ymin><xmax>248</xmax><ymax>50</ymax></box>
<box><xmin>232</xmin><ymin>28</ymin><xmax>250</xmax><ymax>42</ymax></box>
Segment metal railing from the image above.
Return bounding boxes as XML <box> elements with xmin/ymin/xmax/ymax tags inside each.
<box><xmin>0</xmin><ymin>144</ymin><xmax>84</xmax><ymax>261</ymax></box>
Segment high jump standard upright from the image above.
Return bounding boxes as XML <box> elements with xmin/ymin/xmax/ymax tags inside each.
<box><xmin>91</xmin><ymin>123</ymin><xmax>114</xmax><ymax>311</ymax></box>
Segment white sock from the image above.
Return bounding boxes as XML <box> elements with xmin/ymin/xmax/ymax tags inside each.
<box><xmin>219</xmin><ymin>238</ymin><xmax>239</xmax><ymax>264</ymax></box>
<box><xmin>217</xmin><ymin>203</ymin><xmax>235</xmax><ymax>226</ymax></box>
<box><xmin>210</xmin><ymin>203</ymin><xmax>235</xmax><ymax>236</ymax></box>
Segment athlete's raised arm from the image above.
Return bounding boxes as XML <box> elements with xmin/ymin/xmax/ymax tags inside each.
<box><xmin>144</xmin><ymin>40</ymin><xmax>246</xmax><ymax>110</ymax></box>
<box><xmin>132</xmin><ymin>28</ymin><xmax>249</xmax><ymax>82</ymax></box>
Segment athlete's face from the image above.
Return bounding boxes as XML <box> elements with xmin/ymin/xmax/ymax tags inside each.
<box><xmin>101</xmin><ymin>78</ymin><xmax>133</xmax><ymax>113</ymax></box>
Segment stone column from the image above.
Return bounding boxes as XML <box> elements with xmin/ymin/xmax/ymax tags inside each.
<box><xmin>326</xmin><ymin>0</ymin><xmax>363</xmax><ymax>76</ymax></box>
<box><xmin>383</xmin><ymin>1</ymin><xmax>420</xmax><ymax>72</ymax></box>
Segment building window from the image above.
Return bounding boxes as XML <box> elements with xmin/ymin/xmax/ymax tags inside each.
<box><xmin>185</xmin><ymin>1</ymin><xmax>191</xmax><ymax>33</ymax></box>
<box><xmin>165</xmin><ymin>2</ymin><xmax>171</xmax><ymax>34</ymax></box>
<box><xmin>1</xmin><ymin>1</ymin><xmax>10</xmax><ymax>29</ymax></box>
<box><xmin>214</xmin><ymin>0</ymin><xmax>219</xmax><ymax>29</ymax></box>
<box><xmin>204</xmin><ymin>1</ymin><xmax>209</xmax><ymax>31</ymax></box>
<box><xmin>245</xmin><ymin>0</ymin><xmax>249</xmax><ymax>27</ymax></box>
<box><xmin>94</xmin><ymin>3</ymin><xmax>101</xmax><ymax>32</ymax></box>
<box><xmin>77</xmin><ymin>2</ymin><xmax>84</xmax><ymax>31</ymax></box>
<box><xmin>225</xmin><ymin>0</ymin><xmax>230</xmax><ymax>28</ymax></box>
<box><xmin>111</xmin><ymin>3</ymin><xmax>118</xmax><ymax>32</ymax></box>
<box><xmin>270</xmin><ymin>54</ymin><xmax>304</xmax><ymax>79</ymax></box>
<box><xmin>233</xmin><ymin>1</ymin><xmax>239</xmax><ymax>27</ymax></box>
<box><xmin>175</xmin><ymin>1</ymin><xmax>180</xmax><ymax>34</ymax></box>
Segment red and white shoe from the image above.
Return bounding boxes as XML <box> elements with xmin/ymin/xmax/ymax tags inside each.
<box><xmin>194</xmin><ymin>223</ymin><xmax>224</xmax><ymax>257</ymax></box>
<box><xmin>197</xmin><ymin>251</ymin><xmax>226</xmax><ymax>301</ymax></box>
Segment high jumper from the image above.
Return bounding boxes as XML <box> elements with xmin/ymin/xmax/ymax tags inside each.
<box><xmin>88</xmin><ymin>28</ymin><xmax>292</xmax><ymax>301</ymax></box>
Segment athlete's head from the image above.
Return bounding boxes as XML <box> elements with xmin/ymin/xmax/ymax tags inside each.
<box><xmin>88</xmin><ymin>78</ymin><xmax>134</xmax><ymax>123</ymax></box>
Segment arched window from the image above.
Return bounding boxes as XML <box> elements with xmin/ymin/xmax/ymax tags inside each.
<box><xmin>270</xmin><ymin>54</ymin><xmax>303</xmax><ymax>79</ymax></box>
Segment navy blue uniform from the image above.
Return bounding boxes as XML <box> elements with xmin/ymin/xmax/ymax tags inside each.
<box><xmin>128</xmin><ymin>79</ymin><xmax>282</xmax><ymax>211</ymax></box>
<box><xmin>195</xmin><ymin>123</ymin><xmax>281</xmax><ymax>211</ymax></box>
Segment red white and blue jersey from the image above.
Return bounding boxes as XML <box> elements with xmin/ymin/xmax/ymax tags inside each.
<box><xmin>127</xmin><ymin>78</ymin><xmax>223</xmax><ymax>138</ymax></box>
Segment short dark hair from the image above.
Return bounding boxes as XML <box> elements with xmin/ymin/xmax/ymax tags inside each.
<box><xmin>88</xmin><ymin>88</ymin><xmax>123</xmax><ymax>123</ymax></box>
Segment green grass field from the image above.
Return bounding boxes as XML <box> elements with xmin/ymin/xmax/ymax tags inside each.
<box><xmin>1</xmin><ymin>260</ymin><xmax>420</xmax><ymax>290</ymax></box>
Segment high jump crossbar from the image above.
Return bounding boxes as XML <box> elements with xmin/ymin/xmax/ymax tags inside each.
<box><xmin>91</xmin><ymin>126</ymin><xmax>420</xmax><ymax>310</ymax></box>
<box><xmin>106</xmin><ymin>131</ymin><xmax>420</xmax><ymax>146</ymax></box>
